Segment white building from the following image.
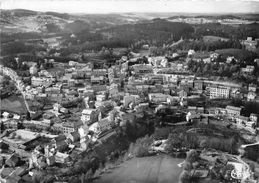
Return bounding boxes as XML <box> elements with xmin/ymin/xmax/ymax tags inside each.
<box><xmin>208</xmin><ymin>85</ymin><xmax>230</xmax><ymax>99</ymax></box>
<box><xmin>29</xmin><ymin>65</ymin><xmax>38</xmax><ymax>75</ymax></box>
<box><xmin>31</xmin><ymin>76</ymin><xmax>52</xmax><ymax>87</ymax></box>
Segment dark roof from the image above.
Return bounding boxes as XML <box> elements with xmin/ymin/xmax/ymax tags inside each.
<box><xmin>54</xmin><ymin>134</ymin><xmax>66</xmax><ymax>142</ymax></box>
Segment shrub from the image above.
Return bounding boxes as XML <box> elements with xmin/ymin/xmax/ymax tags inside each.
<box><xmin>179</xmin><ymin>170</ymin><xmax>191</xmax><ymax>183</ymax></box>
<box><xmin>127</xmin><ymin>135</ymin><xmax>153</xmax><ymax>157</ymax></box>
<box><xmin>186</xmin><ymin>149</ymin><xmax>199</xmax><ymax>164</ymax></box>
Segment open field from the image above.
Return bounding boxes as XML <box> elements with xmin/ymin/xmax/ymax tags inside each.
<box><xmin>0</xmin><ymin>95</ymin><xmax>28</xmax><ymax>114</ymax></box>
<box><xmin>94</xmin><ymin>155</ymin><xmax>183</xmax><ymax>183</ymax></box>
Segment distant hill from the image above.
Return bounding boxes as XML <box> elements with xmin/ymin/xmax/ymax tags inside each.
<box><xmin>101</xmin><ymin>20</ymin><xmax>194</xmax><ymax>45</ymax></box>
<box><xmin>1</xmin><ymin>9</ymin><xmax>38</xmax><ymax>17</ymax></box>
<box><xmin>0</xmin><ymin>9</ymin><xmax>147</xmax><ymax>34</ymax></box>
<box><xmin>45</xmin><ymin>12</ymin><xmax>70</xmax><ymax>19</ymax></box>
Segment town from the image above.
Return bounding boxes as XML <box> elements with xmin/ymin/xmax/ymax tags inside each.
<box><xmin>1</xmin><ymin>7</ymin><xmax>259</xmax><ymax>183</ymax></box>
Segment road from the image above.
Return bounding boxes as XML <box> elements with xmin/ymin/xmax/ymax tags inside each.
<box><xmin>2</xmin><ymin>66</ymin><xmax>33</xmax><ymax>114</ymax></box>
<box><xmin>94</xmin><ymin>155</ymin><xmax>183</xmax><ymax>183</ymax></box>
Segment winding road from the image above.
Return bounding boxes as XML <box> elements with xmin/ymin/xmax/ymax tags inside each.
<box><xmin>1</xmin><ymin>66</ymin><xmax>34</xmax><ymax>114</ymax></box>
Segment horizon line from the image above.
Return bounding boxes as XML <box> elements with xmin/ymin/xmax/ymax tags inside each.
<box><xmin>2</xmin><ymin>8</ymin><xmax>259</xmax><ymax>15</ymax></box>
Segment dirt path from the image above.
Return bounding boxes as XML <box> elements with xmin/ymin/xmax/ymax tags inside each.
<box><xmin>94</xmin><ymin>155</ymin><xmax>183</xmax><ymax>183</ymax></box>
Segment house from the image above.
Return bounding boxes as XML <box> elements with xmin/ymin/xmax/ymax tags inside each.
<box><xmin>53</xmin><ymin>103</ymin><xmax>61</xmax><ymax>112</ymax></box>
<box><xmin>190</xmin><ymin>169</ymin><xmax>209</xmax><ymax>178</ymax></box>
<box><xmin>248</xmin><ymin>84</ymin><xmax>257</xmax><ymax>92</ymax></box>
<box><xmin>78</xmin><ymin>124</ymin><xmax>89</xmax><ymax>140</ymax></box>
<box><xmin>96</xmin><ymin>94</ymin><xmax>106</xmax><ymax>102</ymax></box>
<box><xmin>68</xmin><ymin>61</ymin><xmax>78</xmax><ymax>67</ymax></box>
<box><xmin>89</xmin><ymin>122</ymin><xmax>100</xmax><ymax>134</ymax></box>
<box><xmin>3</xmin><ymin>119</ymin><xmax>20</xmax><ymax>129</ymax></box>
<box><xmin>188</xmin><ymin>49</ymin><xmax>195</xmax><ymax>56</ymax></box>
<box><xmin>29</xmin><ymin>65</ymin><xmax>38</xmax><ymax>75</ymax></box>
<box><xmin>92</xmin><ymin>69</ymin><xmax>107</xmax><ymax>77</ymax></box>
<box><xmin>91</xmin><ymin>76</ymin><xmax>105</xmax><ymax>85</ymax></box>
<box><xmin>241</xmin><ymin>65</ymin><xmax>255</xmax><ymax>74</ymax></box>
<box><xmin>67</xmin><ymin>131</ymin><xmax>80</xmax><ymax>143</ymax></box>
<box><xmin>227</xmin><ymin>161</ymin><xmax>250</xmax><ymax>180</ymax></box>
<box><xmin>0</xmin><ymin>167</ymin><xmax>14</xmax><ymax>179</ymax></box>
<box><xmin>208</xmin><ymin>85</ymin><xmax>230</xmax><ymax>99</ymax></box>
<box><xmin>194</xmin><ymin>80</ymin><xmax>204</xmax><ymax>92</ymax></box>
<box><xmin>148</xmin><ymin>57</ymin><xmax>168</xmax><ymax>67</ymax></box>
<box><xmin>230</xmin><ymin>88</ymin><xmax>243</xmax><ymax>99</ymax></box>
<box><xmin>56</xmin><ymin>140</ymin><xmax>69</xmax><ymax>152</ymax></box>
<box><xmin>241</xmin><ymin>37</ymin><xmax>258</xmax><ymax>51</ymax></box>
<box><xmin>55</xmin><ymin>152</ymin><xmax>70</xmax><ymax>164</ymax></box>
<box><xmin>250</xmin><ymin>113</ymin><xmax>258</xmax><ymax>123</ymax></box>
<box><xmin>148</xmin><ymin>93</ymin><xmax>168</xmax><ymax>104</ymax></box>
<box><xmin>235</xmin><ymin>115</ymin><xmax>249</xmax><ymax>127</ymax></box>
<box><xmin>123</xmin><ymin>95</ymin><xmax>140</xmax><ymax>108</ymax></box>
<box><xmin>210</xmin><ymin>53</ymin><xmax>220</xmax><ymax>61</ymax></box>
<box><xmin>226</xmin><ymin>106</ymin><xmax>242</xmax><ymax>120</ymax></box>
<box><xmin>178</xmin><ymin>89</ymin><xmax>188</xmax><ymax>99</ymax></box>
<box><xmin>132</xmin><ymin>64</ymin><xmax>153</xmax><ymax>75</ymax></box>
<box><xmin>2</xmin><ymin>112</ymin><xmax>10</xmax><ymax>118</ymax></box>
<box><xmin>98</xmin><ymin>117</ymin><xmax>114</xmax><ymax>132</ymax></box>
<box><xmin>31</xmin><ymin>76</ymin><xmax>52</xmax><ymax>87</ymax></box>
<box><xmin>81</xmin><ymin>109</ymin><xmax>98</xmax><ymax>125</ymax></box>
<box><xmin>62</xmin><ymin>122</ymin><xmax>81</xmax><ymax>134</ymax></box>
<box><xmin>247</xmin><ymin>92</ymin><xmax>256</xmax><ymax>101</ymax></box>
<box><xmin>5</xmin><ymin>154</ymin><xmax>20</xmax><ymax>167</ymax></box>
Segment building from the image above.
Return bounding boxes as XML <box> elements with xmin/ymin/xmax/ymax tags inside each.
<box><xmin>148</xmin><ymin>93</ymin><xmax>168</xmax><ymax>104</ymax></box>
<box><xmin>123</xmin><ymin>95</ymin><xmax>140</xmax><ymax>108</ymax></box>
<box><xmin>248</xmin><ymin>84</ymin><xmax>257</xmax><ymax>92</ymax></box>
<box><xmin>226</xmin><ymin>106</ymin><xmax>242</xmax><ymax>120</ymax></box>
<box><xmin>241</xmin><ymin>37</ymin><xmax>258</xmax><ymax>52</ymax></box>
<box><xmin>67</xmin><ymin>131</ymin><xmax>80</xmax><ymax>143</ymax></box>
<box><xmin>247</xmin><ymin>92</ymin><xmax>256</xmax><ymax>101</ymax></box>
<box><xmin>98</xmin><ymin>117</ymin><xmax>114</xmax><ymax>132</ymax></box>
<box><xmin>208</xmin><ymin>85</ymin><xmax>230</xmax><ymax>99</ymax></box>
<box><xmin>31</xmin><ymin>76</ymin><xmax>52</xmax><ymax>87</ymax></box>
<box><xmin>132</xmin><ymin>64</ymin><xmax>153</xmax><ymax>75</ymax></box>
<box><xmin>92</xmin><ymin>69</ymin><xmax>107</xmax><ymax>77</ymax></box>
<box><xmin>194</xmin><ymin>80</ymin><xmax>204</xmax><ymax>92</ymax></box>
<box><xmin>55</xmin><ymin>152</ymin><xmax>70</xmax><ymax>164</ymax></box>
<box><xmin>91</xmin><ymin>76</ymin><xmax>105</xmax><ymax>85</ymax></box>
<box><xmin>29</xmin><ymin>65</ymin><xmax>38</xmax><ymax>75</ymax></box>
<box><xmin>81</xmin><ymin>109</ymin><xmax>98</xmax><ymax>125</ymax></box>
<box><xmin>188</xmin><ymin>49</ymin><xmax>195</xmax><ymax>56</ymax></box>
<box><xmin>235</xmin><ymin>115</ymin><xmax>249</xmax><ymax>126</ymax></box>
<box><xmin>241</xmin><ymin>65</ymin><xmax>255</xmax><ymax>74</ymax></box>
<box><xmin>250</xmin><ymin>113</ymin><xmax>258</xmax><ymax>123</ymax></box>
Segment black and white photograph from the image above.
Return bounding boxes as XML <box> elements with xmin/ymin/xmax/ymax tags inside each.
<box><xmin>1</xmin><ymin>0</ymin><xmax>259</xmax><ymax>182</ymax></box>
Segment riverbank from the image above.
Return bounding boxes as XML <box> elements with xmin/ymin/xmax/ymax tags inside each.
<box><xmin>93</xmin><ymin>155</ymin><xmax>183</xmax><ymax>183</ymax></box>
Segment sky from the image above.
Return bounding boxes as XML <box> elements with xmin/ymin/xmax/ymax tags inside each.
<box><xmin>1</xmin><ymin>0</ymin><xmax>259</xmax><ymax>14</ymax></box>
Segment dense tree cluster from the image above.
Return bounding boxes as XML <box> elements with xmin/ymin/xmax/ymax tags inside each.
<box><xmin>193</xmin><ymin>23</ymin><xmax>259</xmax><ymax>39</ymax></box>
<box><xmin>187</xmin><ymin>58</ymin><xmax>259</xmax><ymax>83</ymax></box>
<box><xmin>171</xmin><ymin>39</ymin><xmax>242</xmax><ymax>52</ymax></box>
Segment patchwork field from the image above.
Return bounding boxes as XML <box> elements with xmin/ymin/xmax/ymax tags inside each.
<box><xmin>94</xmin><ymin>155</ymin><xmax>183</xmax><ymax>183</ymax></box>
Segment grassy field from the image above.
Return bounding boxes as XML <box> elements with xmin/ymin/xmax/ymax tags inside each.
<box><xmin>0</xmin><ymin>95</ymin><xmax>28</xmax><ymax>114</ymax></box>
<box><xmin>94</xmin><ymin>155</ymin><xmax>183</xmax><ymax>183</ymax></box>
